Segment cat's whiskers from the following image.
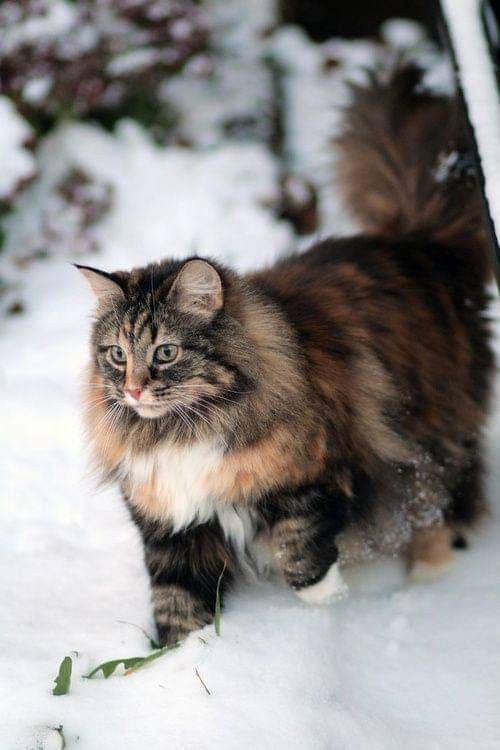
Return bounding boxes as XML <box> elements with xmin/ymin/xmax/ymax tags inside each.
<box><xmin>100</xmin><ymin>403</ymin><xmax>128</xmax><ymax>465</ymax></box>
<box><xmin>191</xmin><ymin>394</ymin><xmax>233</xmax><ymax>420</ymax></box>
<box><xmin>161</xmin><ymin>383</ymin><xmax>246</xmax><ymax>404</ymax></box>
<box><xmin>172</xmin><ymin>402</ymin><xmax>198</xmax><ymax>437</ymax></box>
<box><xmin>94</xmin><ymin>401</ymin><xmax>125</xmax><ymax>457</ymax></box>
<box><xmin>179</xmin><ymin>401</ymin><xmax>231</xmax><ymax>448</ymax></box>
<box><xmin>160</xmin><ymin>386</ymin><xmax>235</xmax><ymax>434</ymax></box>
<box><xmin>84</xmin><ymin>395</ymin><xmax>116</xmax><ymax>407</ymax></box>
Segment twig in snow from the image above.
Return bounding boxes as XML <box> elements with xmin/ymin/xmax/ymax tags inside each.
<box><xmin>194</xmin><ymin>667</ymin><xmax>211</xmax><ymax>695</ymax></box>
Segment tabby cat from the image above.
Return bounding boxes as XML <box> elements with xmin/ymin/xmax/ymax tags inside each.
<box><xmin>78</xmin><ymin>66</ymin><xmax>495</xmax><ymax>645</ymax></box>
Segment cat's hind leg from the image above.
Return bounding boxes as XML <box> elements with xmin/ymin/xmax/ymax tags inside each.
<box><xmin>407</xmin><ymin>523</ymin><xmax>455</xmax><ymax>582</ymax></box>
<box><xmin>445</xmin><ymin>446</ymin><xmax>487</xmax><ymax>544</ymax></box>
<box><xmin>406</xmin><ymin>444</ymin><xmax>487</xmax><ymax>582</ymax></box>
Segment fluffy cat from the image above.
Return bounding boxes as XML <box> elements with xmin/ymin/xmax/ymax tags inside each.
<box><xmin>78</xmin><ymin>65</ymin><xmax>495</xmax><ymax>645</ymax></box>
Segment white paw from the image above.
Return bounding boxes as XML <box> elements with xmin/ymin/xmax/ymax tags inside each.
<box><xmin>410</xmin><ymin>557</ymin><xmax>454</xmax><ymax>584</ymax></box>
<box><xmin>295</xmin><ymin>563</ymin><xmax>348</xmax><ymax>605</ymax></box>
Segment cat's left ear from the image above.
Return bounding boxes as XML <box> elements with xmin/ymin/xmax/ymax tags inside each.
<box><xmin>169</xmin><ymin>260</ymin><xmax>223</xmax><ymax>316</ymax></box>
<box><xmin>75</xmin><ymin>264</ymin><xmax>125</xmax><ymax>309</ymax></box>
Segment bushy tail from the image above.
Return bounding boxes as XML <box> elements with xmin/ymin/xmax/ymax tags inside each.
<box><xmin>336</xmin><ymin>64</ymin><xmax>487</xmax><ymax>250</ymax></box>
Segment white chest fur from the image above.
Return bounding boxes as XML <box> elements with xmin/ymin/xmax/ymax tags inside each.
<box><xmin>121</xmin><ymin>440</ymin><xmax>257</xmax><ymax>562</ymax></box>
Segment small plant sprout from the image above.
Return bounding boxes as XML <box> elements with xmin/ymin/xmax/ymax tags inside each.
<box><xmin>52</xmin><ymin>656</ymin><xmax>72</xmax><ymax>696</ymax></box>
<box><xmin>214</xmin><ymin>561</ymin><xmax>227</xmax><ymax>636</ymax></box>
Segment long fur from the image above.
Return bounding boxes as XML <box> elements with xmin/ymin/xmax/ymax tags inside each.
<box><xmin>336</xmin><ymin>64</ymin><xmax>489</xmax><ymax>255</ymax></box>
<box><xmin>80</xmin><ymin>64</ymin><xmax>495</xmax><ymax>645</ymax></box>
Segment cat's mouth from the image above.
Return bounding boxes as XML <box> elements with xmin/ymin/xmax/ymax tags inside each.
<box><xmin>124</xmin><ymin>397</ymin><xmax>166</xmax><ymax>419</ymax></box>
<box><xmin>125</xmin><ymin>396</ymin><xmax>195</xmax><ymax>420</ymax></box>
<box><xmin>123</xmin><ymin>390</ymin><xmax>205</xmax><ymax>421</ymax></box>
<box><xmin>134</xmin><ymin>404</ymin><xmax>164</xmax><ymax>419</ymax></box>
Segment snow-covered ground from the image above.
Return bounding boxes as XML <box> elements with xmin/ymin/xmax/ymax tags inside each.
<box><xmin>1</xmin><ymin>9</ymin><xmax>500</xmax><ymax>750</ymax></box>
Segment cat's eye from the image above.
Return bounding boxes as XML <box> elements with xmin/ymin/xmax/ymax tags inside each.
<box><xmin>110</xmin><ymin>345</ymin><xmax>126</xmax><ymax>365</ymax></box>
<box><xmin>154</xmin><ymin>344</ymin><xmax>179</xmax><ymax>364</ymax></box>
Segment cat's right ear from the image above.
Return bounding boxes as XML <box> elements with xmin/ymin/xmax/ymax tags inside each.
<box><xmin>74</xmin><ymin>264</ymin><xmax>125</xmax><ymax>309</ymax></box>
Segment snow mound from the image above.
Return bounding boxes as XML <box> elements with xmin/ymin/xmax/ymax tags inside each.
<box><xmin>0</xmin><ymin>96</ymin><xmax>36</xmax><ymax>201</ymax></box>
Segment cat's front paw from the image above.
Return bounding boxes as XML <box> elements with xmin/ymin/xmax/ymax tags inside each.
<box><xmin>271</xmin><ymin>512</ymin><xmax>346</xmax><ymax>605</ymax></box>
<box><xmin>153</xmin><ymin>584</ymin><xmax>213</xmax><ymax>646</ymax></box>
<box><xmin>295</xmin><ymin>563</ymin><xmax>348</xmax><ymax>605</ymax></box>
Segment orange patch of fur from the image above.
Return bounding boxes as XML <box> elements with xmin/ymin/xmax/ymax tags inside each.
<box><xmin>207</xmin><ymin>425</ymin><xmax>327</xmax><ymax>501</ymax></box>
<box><xmin>84</xmin><ymin>372</ymin><xmax>126</xmax><ymax>474</ymax></box>
<box><xmin>408</xmin><ymin>524</ymin><xmax>454</xmax><ymax>570</ymax></box>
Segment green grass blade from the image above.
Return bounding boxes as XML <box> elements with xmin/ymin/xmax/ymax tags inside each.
<box><xmin>84</xmin><ymin>656</ymin><xmax>145</xmax><ymax>679</ymax></box>
<box><xmin>52</xmin><ymin>656</ymin><xmax>72</xmax><ymax>696</ymax></box>
<box><xmin>214</xmin><ymin>561</ymin><xmax>227</xmax><ymax>636</ymax></box>
<box><xmin>84</xmin><ymin>645</ymin><xmax>178</xmax><ymax>679</ymax></box>
<box><xmin>124</xmin><ymin>646</ymin><xmax>172</xmax><ymax>674</ymax></box>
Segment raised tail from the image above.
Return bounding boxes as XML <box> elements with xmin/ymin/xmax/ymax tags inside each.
<box><xmin>336</xmin><ymin>64</ymin><xmax>487</xmax><ymax>250</ymax></box>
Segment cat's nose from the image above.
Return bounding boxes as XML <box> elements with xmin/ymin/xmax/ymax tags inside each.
<box><xmin>125</xmin><ymin>387</ymin><xmax>142</xmax><ymax>401</ymax></box>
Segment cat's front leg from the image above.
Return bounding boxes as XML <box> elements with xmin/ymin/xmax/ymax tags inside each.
<box><xmin>138</xmin><ymin>518</ymin><xmax>234</xmax><ymax>646</ymax></box>
<box><xmin>267</xmin><ymin>485</ymin><xmax>349</xmax><ymax>604</ymax></box>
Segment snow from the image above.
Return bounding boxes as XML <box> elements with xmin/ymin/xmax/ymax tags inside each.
<box><xmin>1</xmin><ymin>7</ymin><xmax>500</xmax><ymax>750</ymax></box>
<box><xmin>269</xmin><ymin>26</ymin><xmax>384</xmax><ymax>238</ymax></box>
<box><xmin>380</xmin><ymin>18</ymin><xmax>427</xmax><ymax>48</ymax></box>
<box><xmin>22</xmin><ymin>77</ymin><xmax>53</xmax><ymax>105</ymax></box>
<box><xmin>0</xmin><ymin>97</ymin><xmax>36</xmax><ymax>200</ymax></box>
<box><xmin>3</xmin><ymin>120</ymin><xmax>293</xmax><ymax>272</ymax></box>
<box><xmin>0</xmin><ymin>0</ymin><xmax>76</xmax><ymax>56</ymax></box>
<box><xmin>106</xmin><ymin>47</ymin><xmax>161</xmax><ymax>76</ymax></box>
<box><xmin>442</xmin><ymin>0</ymin><xmax>500</xmax><ymax>248</ymax></box>
<box><xmin>162</xmin><ymin>0</ymin><xmax>277</xmax><ymax>146</ymax></box>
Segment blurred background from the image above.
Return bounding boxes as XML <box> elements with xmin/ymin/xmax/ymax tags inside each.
<box><xmin>0</xmin><ymin>0</ymin><xmax>456</xmax><ymax>315</ymax></box>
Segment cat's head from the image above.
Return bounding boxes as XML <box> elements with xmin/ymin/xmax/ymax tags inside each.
<box><xmin>78</xmin><ymin>258</ymin><xmax>255</xmax><ymax>428</ymax></box>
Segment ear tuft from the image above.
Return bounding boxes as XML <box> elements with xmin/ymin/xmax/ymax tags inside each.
<box><xmin>169</xmin><ymin>260</ymin><xmax>223</xmax><ymax>315</ymax></box>
<box><xmin>75</xmin><ymin>264</ymin><xmax>125</xmax><ymax>308</ymax></box>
